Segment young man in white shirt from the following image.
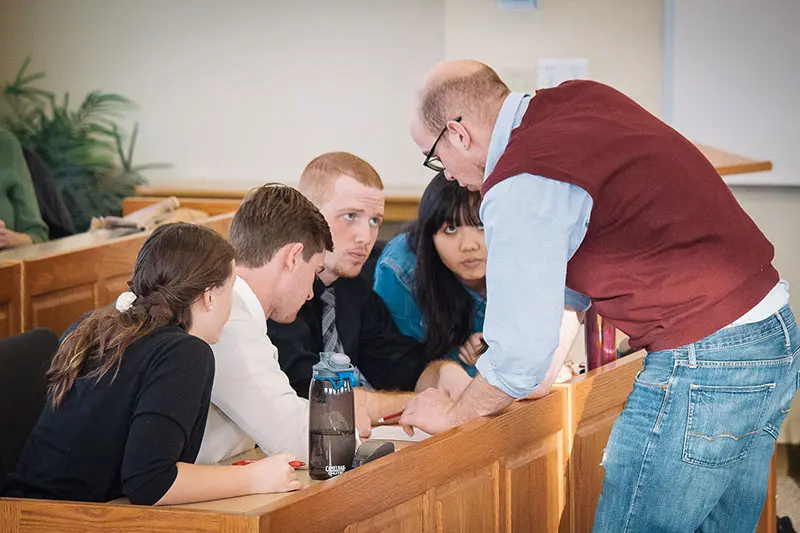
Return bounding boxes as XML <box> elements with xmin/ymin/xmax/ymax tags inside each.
<box><xmin>197</xmin><ymin>184</ymin><xmax>423</xmax><ymax>464</ymax></box>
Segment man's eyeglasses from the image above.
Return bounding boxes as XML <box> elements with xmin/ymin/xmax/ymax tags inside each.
<box><xmin>423</xmin><ymin>116</ymin><xmax>462</xmax><ymax>172</ymax></box>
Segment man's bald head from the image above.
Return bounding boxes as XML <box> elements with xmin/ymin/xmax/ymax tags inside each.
<box><xmin>417</xmin><ymin>60</ymin><xmax>510</xmax><ymax>135</ymax></box>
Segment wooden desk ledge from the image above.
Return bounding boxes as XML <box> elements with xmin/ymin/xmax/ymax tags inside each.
<box><xmin>0</xmin><ymin>391</ymin><xmax>567</xmax><ymax>533</ymax></box>
<box><xmin>122</xmin><ymin>197</ymin><xmax>242</xmax><ymax>218</ymax></box>
<box><xmin>1</xmin><ymin>354</ymin><xmax>774</xmax><ymax>533</ymax></box>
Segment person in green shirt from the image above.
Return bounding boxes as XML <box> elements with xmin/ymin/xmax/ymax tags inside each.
<box><xmin>0</xmin><ymin>127</ymin><xmax>49</xmax><ymax>248</ymax></box>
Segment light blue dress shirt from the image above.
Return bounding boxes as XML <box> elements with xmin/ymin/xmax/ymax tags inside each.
<box><xmin>373</xmin><ymin>232</ymin><xmax>593</xmax><ymax>381</ymax></box>
<box><xmin>474</xmin><ymin>92</ymin><xmax>594</xmax><ymax>398</ymax></box>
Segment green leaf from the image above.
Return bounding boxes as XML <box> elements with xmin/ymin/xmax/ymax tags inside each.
<box><xmin>13</xmin><ymin>56</ymin><xmax>32</xmax><ymax>85</ymax></box>
<box><xmin>3</xmin><ymin>57</ymin><xmax>168</xmax><ymax>230</ymax></box>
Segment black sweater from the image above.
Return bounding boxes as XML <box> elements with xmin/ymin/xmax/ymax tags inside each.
<box><xmin>3</xmin><ymin>326</ymin><xmax>214</xmax><ymax>505</ymax></box>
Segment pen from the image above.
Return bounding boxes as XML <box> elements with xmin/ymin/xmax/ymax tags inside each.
<box><xmin>232</xmin><ymin>460</ymin><xmax>306</xmax><ymax>468</ymax></box>
<box><xmin>379</xmin><ymin>340</ymin><xmax>489</xmax><ymax>424</ymax></box>
<box><xmin>477</xmin><ymin>338</ymin><xmax>489</xmax><ymax>356</ymax></box>
<box><xmin>378</xmin><ymin>410</ymin><xmax>404</xmax><ymax>424</ymax></box>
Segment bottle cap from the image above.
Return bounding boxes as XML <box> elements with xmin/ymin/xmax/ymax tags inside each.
<box><xmin>313</xmin><ymin>352</ymin><xmax>358</xmax><ymax>388</ymax></box>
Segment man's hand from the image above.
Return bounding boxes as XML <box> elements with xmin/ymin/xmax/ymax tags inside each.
<box><xmin>0</xmin><ymin>220</ymin><xmax>8</xmax><ymax>249</ymax></box>
<box><xmin>398</xmin><ymin>388</ymin><xmax>458</xmax><ymax>435</ymax></box>
<box><xmin>0</xmin><ymin>220</ymin><xmax>33</xmax><ymax>249</ymax></box>
<box><xmin>402</xmin><ymin>375</ymin><xmax>516</xmax><ymax>435</ymax></box>
<box><xmin>353</xmin><ymin>387</ymin><xmax>412</xmax><ymax>436</ymax></box>
<box><xmin>458</xmin><ymin>332</ymin><xmax>485</xmax><ymax>366</ymax></box>
<box><xmin>415</xmin><ymin>360</ymin><xmax>472</xmax><ymax>400</ymax></box>
<box><xmin>354</xmin><ymin>395</ymin><xmax>372</xmax><ymax>439</ymax></box>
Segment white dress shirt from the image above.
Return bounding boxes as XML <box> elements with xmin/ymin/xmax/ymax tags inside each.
<box><xmin>196</xmin><ymin>276</ymin><xmax>309</xmax><ymax>464</ymax></box>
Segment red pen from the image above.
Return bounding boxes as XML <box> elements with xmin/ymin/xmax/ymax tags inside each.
<box><xmin>378</xmin><ymin>410</ymin><xmax>404</xmax><ymax>424</ymax></box>
<box><xmin>232</xmin><ymin>460</ymin><xmax>305</xmax><ymax>468</ymax></box>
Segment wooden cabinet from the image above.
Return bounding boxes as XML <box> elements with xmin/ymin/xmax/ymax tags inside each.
<box><xmin>22</xmin><ymin>233</ymin><xmax>146</xmax><ymax>336</ymax></box>
<box><xmin>0</xmin><ymin>262</ymin><xmax>22</xmax><ymax>338</ymax></box>
<box><xmin>0</xmin><ymin>214</ymin><xmax>234</xmax><ymax>337</ymax></box>
<box><xmin>554</xmin><ymin>354</ymin><xmax>644</xmax><ymax>533</ymax></box>
<box><xmin>345</xmin><ymin>495</ymin><xmax>427</xmax><ymax>533</ymax></box>
<box><xmin>263</xmin><ymin>390</ymin><xmax>566</xmax><ymax>533</ymax></box>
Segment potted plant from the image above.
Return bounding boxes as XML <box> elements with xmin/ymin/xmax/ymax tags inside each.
<box><xmin>3</xmin><ymin>58</ymin><xmax>168</xmax><ymax>231</ymax></box>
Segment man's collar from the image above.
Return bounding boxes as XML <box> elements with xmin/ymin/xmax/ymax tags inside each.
<box><xmin>313</xmin><ymin>276</ymin><xmax>340</xmax><ymax>297</ymax></box>
<box><xmin>485</xmin><ymin>92</ymin><xmax>530</xmax><ymax>178</ymax></box>
<box><xmin>234</xmin><ymin>275</ymin><xmax>267</xmax><ymax>333</ymax></box>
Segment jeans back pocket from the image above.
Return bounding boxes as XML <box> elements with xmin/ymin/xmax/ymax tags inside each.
<box><xmin>683</xmin><ymin>383</ymin><xmax>775</xmax><ymax>468</ymax></box>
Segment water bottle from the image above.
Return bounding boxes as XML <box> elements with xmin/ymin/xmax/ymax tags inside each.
<box><xmin>308</xmin><ymin>352</ymin><xmax>358</xmax><ymax>480</ymax></box>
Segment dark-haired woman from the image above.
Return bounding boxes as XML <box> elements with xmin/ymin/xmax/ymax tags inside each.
<box><xmin>3</xmin><ymin>223</ymin><xmax>301</xmax><ymax>505</ymax></box>
<box><xmin>375</xmin><ymin>173</ymin><xmax>587</xmax><ymax>384</ymax></box>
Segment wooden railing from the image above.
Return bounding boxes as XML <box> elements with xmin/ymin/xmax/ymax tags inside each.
<box><xmin>0</xmin><ymin>261</ymin><xmax>23</xmax><ymax>338</ymax></box>
<box><xmin>0</xmin><ymin>213</ymin><xmax>234</xmax><ymax>338</ymax></box>
<box><xmin>0</xmin><ymin>353</ymin><xmax>776</xmax><ymax>532</ymax></box>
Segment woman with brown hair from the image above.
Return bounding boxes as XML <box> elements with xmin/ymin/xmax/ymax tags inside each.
<box><xmin>3</xmin><ymin>222</ymin><xmax>302</xmax><ymax>505</ymax></box>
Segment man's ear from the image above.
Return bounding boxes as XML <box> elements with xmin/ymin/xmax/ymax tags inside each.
<box><xmin>283</xmin><ymin>242</ymin><xmax>306</xmax><ymax>271</ymax></box>
<box><xmin>448</xmin><ymin>119</ymin><xmax>471</xmax><ymax>152</ymax></box>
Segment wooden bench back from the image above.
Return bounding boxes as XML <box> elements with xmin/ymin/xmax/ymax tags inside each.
<box><xmin>20</xmin><ymin>213</ymin><xmax>234</xmax><ymax>336</ymax></box>
<box><xmin>0</xmin><ymin>262</ymin><xmax>23</xmax><ymax>338</ymax></box>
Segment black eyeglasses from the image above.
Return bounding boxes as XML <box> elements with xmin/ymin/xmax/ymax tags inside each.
<box><xmin>423</xmin><ymin>116</ymin><xmax>462</xmax><ymax>172</ymax></box>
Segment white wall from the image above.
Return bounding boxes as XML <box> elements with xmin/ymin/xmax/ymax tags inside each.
<box><xmin>1</xmin><ymin>0</ymin><xmax>665</xmax><ymax>190</ymax></box>
<box><xmin>0</xmin><ymin>0</ymin><xmax>445</xmax><ymax>190</ymax></box>
<box><xmin>667</xmin><ymin>0</ymin><xmax>800</xmax><ymax>186</ymax></box>
<box><xmin>445</xmin><ymin>0</ymin><xmax>664</xmax><ymax>117</ymax></box>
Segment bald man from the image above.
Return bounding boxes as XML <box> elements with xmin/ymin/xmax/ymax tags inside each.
<box><xmin>399</xmin><ymin>60</ymin><xmax>796</xmax><ymax>532</ymax></box>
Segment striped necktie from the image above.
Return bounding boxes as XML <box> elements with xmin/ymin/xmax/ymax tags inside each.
<box><xmin>321</xmin><ymin>286</ymin><xmax>344</xmax><ymax>354</ymax></box>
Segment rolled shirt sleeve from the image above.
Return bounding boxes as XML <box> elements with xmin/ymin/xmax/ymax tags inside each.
<box><xmin>475</xmin><ymin>174</ymin><xmax>593</xmax><ymax>398</ymax></box>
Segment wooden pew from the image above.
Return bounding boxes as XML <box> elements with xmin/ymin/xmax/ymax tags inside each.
<box><xmin>21</xmin><ymin>231</ymin><xmax>147</xmax><ymax>335</ymax></box>
<box><xmin>0</xmin><ymin>261</ymin><xmax>23</xmax><ymax>338</ymax></box>
<box><xmin>122</xmin><ymin>194</ymin><xmax>421</xmax><ymax>224</ymax></box>
<box><xmin>0</xmin><ymin>214</ymin><xmax>234</xmax><ymax>337</ymax></box>
<box><xmin>123</xmin><ymin>197</ymin><xmax>243</xmax><ymax>218</ymax></box>
<box><xmin>0</xmin><ymin>346</ymin><xmax>777</xmax><ymax>532</ymax></box>
<box><xmin>198</xmin><ymin>212</ymin><xmax>235</xmax><ymax>239</ymax></box>
<box><xmin>22</xmin><ymin>213</ymin><xmax>234</xmax><ymax>336</ymax></box>
<box><xmin>0</xmin><ymin>389</ymin><xmax>567</xmax><ymax>532</ymax></box>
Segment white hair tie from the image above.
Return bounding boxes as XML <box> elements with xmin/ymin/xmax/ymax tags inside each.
<box><xmin>115</xmin><ymin>291</ymin><xmax>138</xmax><ymax>313</ymax></box>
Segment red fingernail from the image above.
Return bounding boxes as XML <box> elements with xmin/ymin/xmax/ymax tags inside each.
<box><xmin>289</xmin><ymin>460</ymin><xmax>305</xmax><ymax>468</ymax></box>
<box><xmin>232</xmin><ymin>460</ymin><xmax>255</xmax><ymax>466</ymax></box>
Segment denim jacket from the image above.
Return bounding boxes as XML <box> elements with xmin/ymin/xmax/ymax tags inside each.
<box><xmin>373</xmin><ymin>233</ymin><xmax>484</xmax><ymax>377</ymax></box>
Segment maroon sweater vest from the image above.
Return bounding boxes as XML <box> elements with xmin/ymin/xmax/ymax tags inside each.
<box><xmin>482</xmin><ymin>81</ymin><xmax>778</xmax><ymax>352</ymax></box>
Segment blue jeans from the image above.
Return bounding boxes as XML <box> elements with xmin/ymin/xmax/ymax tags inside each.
<box><xmin>593</xmin><ymin>305</ymin><xmax>799</xmax><ymax>532</ymax></box>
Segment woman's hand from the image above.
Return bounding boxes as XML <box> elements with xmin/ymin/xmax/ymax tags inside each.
<box><xmin>458</xmin><ymin>332</ymin><xmax>485</xmax><ymax>366</ymax></box>
<box><xmin>248</xmin><ymin>453</ymin><xmax>302</xmax><ymax>493</ymax></box>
